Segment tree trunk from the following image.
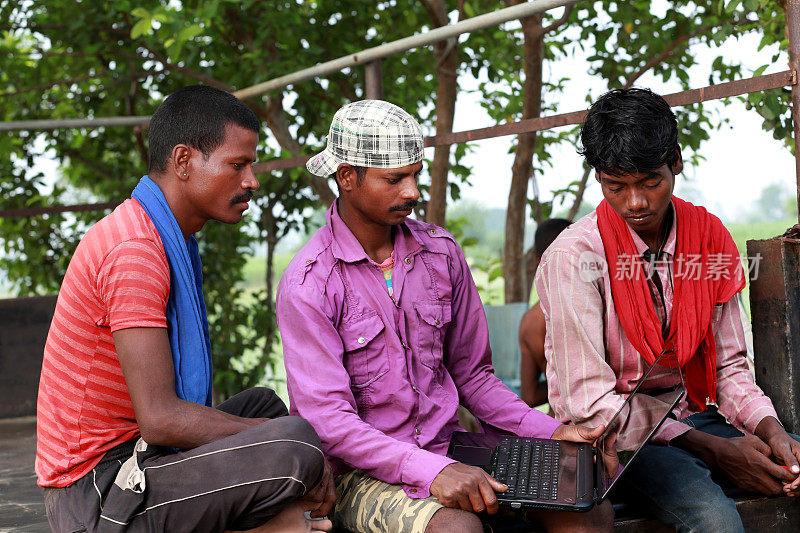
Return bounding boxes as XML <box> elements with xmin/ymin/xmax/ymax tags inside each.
<box><xmin>261</xmin><ymin>203</ymin><xmax>278</xmax><ymax>361</ymax></box>
<box><xmin>422</xmin><ymin>0</ymin><xmax>461</xmax><ymax>227</ymax></box>
<box><xmin>503</xmin><ymin>7</ymin><xmax>544</xmax><ymax>303</ymax></box>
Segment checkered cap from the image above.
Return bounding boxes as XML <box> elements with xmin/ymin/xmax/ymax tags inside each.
<box><xmin>306</xmin><ymin>100</ymin><xmax>424</xmax><ymax>177</ymax></box>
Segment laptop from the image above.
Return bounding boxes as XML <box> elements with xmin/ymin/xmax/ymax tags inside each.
<box><xmin>447</xmin><ymin>356</ymin><xmax>685</xmax><ymax>512</ymax></box>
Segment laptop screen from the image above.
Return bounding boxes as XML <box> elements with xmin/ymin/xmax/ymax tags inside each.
<box><xmin>596</xmin><ymin>355</ymin><xmax>686</xmax><ymax>499</ymax></box>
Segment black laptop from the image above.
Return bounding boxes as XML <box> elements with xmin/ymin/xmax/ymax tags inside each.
<box><xmin>447</xmin><ymin>357</ymin><xmax>685</xmax><ymax>512</ymax></box>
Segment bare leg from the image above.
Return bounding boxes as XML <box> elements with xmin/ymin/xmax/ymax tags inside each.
<box><xmin>527</xmin><ymin>500</ymin><xmax>614</xmax><ymax>533</ymax></box>
<box><xmin>425</xmin><ymin>507</ymin><xmax>483</xmax><ymax>533</ymax></box>
<box><xmin>226</xmin><ymin>503</ymin><xmax>333</xmax><ymax>533</ymax></box>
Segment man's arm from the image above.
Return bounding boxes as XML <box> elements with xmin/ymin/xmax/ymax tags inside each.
<box><xmin>670</xmin><ymin>296</ymin><xmax>800</xmax><ymax>495</ymax></box>
<box><xmin>519</xmin><ymin>305</ymin><xmax>549</xmax><ymax>408</ymax></box>
<box><xmin>277</xmin><ymin>280</ymin><xmax>455</xmax><ymax>498</ymax></box>
<box><xmin>113</xmin><ymin>327</ymin><xmax>264</xmax><ymax>448</ymax></box>
<box><xmin>442</xmin><ymin>241</ymin><xmax>561</xmax><ymax>439</ymax></box>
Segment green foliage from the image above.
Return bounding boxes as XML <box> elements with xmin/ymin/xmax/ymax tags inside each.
<box><xmin>0</xmin><ymin>0</ymin><xmax>468</xmax><ymax>399</ymax></box>
<box><xmin>0</xmin><ymin>0</ymin><xmax>795</xmax><ymax>389</ymax></box>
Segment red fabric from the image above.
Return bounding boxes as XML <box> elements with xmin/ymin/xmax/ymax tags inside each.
<box><xmin>596</xmin><ymin>196</ymin><xmax>744</xmax><ymax>409</ymax></box>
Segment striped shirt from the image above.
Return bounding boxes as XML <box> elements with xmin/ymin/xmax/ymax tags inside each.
<box><xmin>36</xmin><ymin>199</ymin><xmax>170</xmax><ymax>487</ymax></box>
<box><xmin>534</xmin><ymin>207</ymin><xmax>778</xmax><ymax>449</ymax></box>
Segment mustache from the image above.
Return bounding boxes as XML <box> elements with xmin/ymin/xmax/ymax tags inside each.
<box><xmin>231</xmin><ymin>190</ymin><xmax>254</xmax><ymax>205</ymax></box>
<box><xmin>389</xmin><ymin>200</ymin><xmax>418</xmax><ymax>212</ymax></box>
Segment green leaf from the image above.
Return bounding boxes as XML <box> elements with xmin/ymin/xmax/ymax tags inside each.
<box><xmin>488</xmin><ymin>264</ymin><xmax>504</xmax><ymax>283</ymax></box>
<box><xmin>753</xmin><ymin>64</ymin><xmax>768</xmax><ymax>76</ymax></box>
<box><xmin>130</xmin><ymin>7</ymin><xmax>150</xmax><ymax>19</ymax></box>
<box><xmin>177</xmin><ymin>24</ymin><xmax>204</xmax><ymax>43</ymax></box>
<box><xmin>130</xmin><ymin>18</ymin><xmax>152</xmax><ymax>39</ymax></box>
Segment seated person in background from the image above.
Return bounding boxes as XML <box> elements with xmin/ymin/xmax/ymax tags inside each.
<box><xmin>535</xmin><ymin>87</ymin><xmax>800</xmax><ymax>533</ymax></box>
<box><xmin>277</xmin><ymin>99</ymin><xmax>615</xmax><ymax>533</ymax></box>
<box><xmin>36</xmin><ymin>85</ymin><xmax>334</xmax><ymax>533</ymax></box>
<box><xmin>519</xmin><ymin>218</ymin><xmax>571</xmax><ymax>409</ymax></box>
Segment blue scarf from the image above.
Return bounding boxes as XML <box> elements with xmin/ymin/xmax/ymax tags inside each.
<box><xmin>131</xmin><ymin>176</ymin><xmax>213</xmax><ymax>406</ymax></box>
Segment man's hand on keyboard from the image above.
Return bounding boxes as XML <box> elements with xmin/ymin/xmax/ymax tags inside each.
<box><xmin>430</xmin><ymin>463</ymin><xmax>507</xmax><ymax>514</ymax></box>
<box><xmin>552</xmin><ymin>423</ymin><xmax>620</xmax><ymax>476</ymax></box>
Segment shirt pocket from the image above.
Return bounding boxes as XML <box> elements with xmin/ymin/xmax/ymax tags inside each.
<box><xmin>414</xmin><ymin>300</ymin><xmax>452</xmax><ymax>369</ymax></box>
<box><xmin>340</xmin><ymin>311</ymin><xmax>389</xmax><ymax>388</ymax></box>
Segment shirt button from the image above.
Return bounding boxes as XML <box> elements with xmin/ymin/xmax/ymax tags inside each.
<box><xmin>357</xmin><ymin>337</ymin><xmax>366</xmax><ymax>344</ymax></box>
<box><xmin>415</xmin><ymin>427</ymin><xmax>421</xmax><ymax>435</ymax></box>
<box><xmin>305</xmin><ymin>259</ymin><xmax>313</xmax><ymax>264</ymax></box>
<box><xmin>434</xmin><ymin>318</ymin><xmax>440</xmax><ymax>326</ymax></box>
<box><xmin>411</xmin><ymin>385</ymin><xmax>418</xmax><ymax>392</ymax></box>
<box><xmin>429</xmin><ymin>229</ymin><xmax>436</xmax><ymax>235</ymax></box>
<box><xmin>409</xmin><ymin>488</ymin><xmax>417</xmax><ymax>494</ymax></box>
<box><xmin>404</xmin><ymin>257</ymin><xmax>411</xmax><ymax>264</ymax></box>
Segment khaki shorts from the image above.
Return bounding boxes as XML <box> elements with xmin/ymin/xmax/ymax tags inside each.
<box><xmin>334</xmin><ymin>470</ymin><xmax>444</xmax><ymax>533</ymax></box>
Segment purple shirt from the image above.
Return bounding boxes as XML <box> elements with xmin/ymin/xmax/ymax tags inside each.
<box><xmin>277</xmin><ymin>202</ymin><xmax>561</xmax><ymax>498</ymax></box>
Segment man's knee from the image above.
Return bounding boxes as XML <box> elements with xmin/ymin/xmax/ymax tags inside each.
<box><xmin>273</xmin><ymin>415</ymin><xmax>322</xmax><ymax>448</ymax></box>
<box><xmin>255</xmin><ymin>416</ymin><xmax>325</xmax><ymax>487</ymax></box>
<box><xmin>682</xmin><ymin>500</ymin><xmax>743</xmax><ymax>533</ymax></box>
<box><xmin>247</xmin><ymin>386</ymin><xmax>290</xmax><ymax>418</ymax></box>
<box><xmin>425</xmin><ymin>507</ymin><xmax>482</xmax><ymax>533</ymax></box>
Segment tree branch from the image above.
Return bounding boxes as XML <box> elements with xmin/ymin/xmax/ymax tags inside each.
<box><xmin>0</xmin><ymin>70</ymin><xmax>112</xmax><ymax>98</ymax></box>
<box><xmin>536</xmin><ymin>4</ymin><xmax>574</xmax><ymax>38</ymax></box>
<box><xmin>567</xmin><ymin>165</ymin><xmax>592</xmax><ymax>220</ymax></box>
<box><xmin>61</xmin><ymin>147</ymin><xmax>114</xmax><ymax>179</ymax></box>
<box><xmin>140</xmin><ymin>46</ymin><xmax>236</xmax><ymax>91</ymax></box>
<box><xmin>623</xmin><ymin>14</ymin><xmax>757</xmax><ymax>88</ymax></box>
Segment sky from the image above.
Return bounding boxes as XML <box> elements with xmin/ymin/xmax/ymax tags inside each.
<box><xmin>432</xmin><ymin>10</ymin><xmax>797</xmax><ymax>223</ymax></box>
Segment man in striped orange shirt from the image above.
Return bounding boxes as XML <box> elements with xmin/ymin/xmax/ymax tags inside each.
<box><xmin>36</xmin><ymin>85</ymin><xmax>334</xmax><ymax>532</ymax></box>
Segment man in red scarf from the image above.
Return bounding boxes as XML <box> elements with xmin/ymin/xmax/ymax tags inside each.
<box><xmin>535</xmin><ymin>88</ymin><xmax>800</xmax><ymax>531</ymax></box>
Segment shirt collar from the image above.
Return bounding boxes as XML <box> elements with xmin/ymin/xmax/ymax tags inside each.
<box><xmin>629</xmin><ymin>201</ymin><xmax>677</xmax><ymax>258</ymax></box>
<box><xmin>325</xmin><ymin>200</ymin><xmax>423</xmax><ymax>264</ymax></box>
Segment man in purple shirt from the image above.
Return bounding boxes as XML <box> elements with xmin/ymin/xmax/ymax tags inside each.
<box><xmin>277</xmin><ymin>100</ymin><xmax>614</xmax><ymax>533</ymax></box>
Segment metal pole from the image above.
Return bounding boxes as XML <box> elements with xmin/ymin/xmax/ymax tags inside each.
<box><xmin>233</xmin><ymin>0</ymin><xmax>577</xmax><ymax>99</ymax></box>
<box><xmin>0</xmin><ymin>0</ymin><xmax>577</xmax><ymax>132</ymax></box>
<box><xmin>365</xmin><ymin>60</ymin><xmax>384</xmax><ymax>100</ymax></box>
<box><xmin>787</xmin><ymin>0</ymin><xmax>800</xmax><ymax>224</ymax></box>
<box><xmin>0</xmin><ymin>116</ymin><xmax>150</xmax><ymax>132</ymax></box>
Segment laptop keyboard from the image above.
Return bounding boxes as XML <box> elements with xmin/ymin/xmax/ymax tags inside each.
<box><xmin>489</xmin><ymin>438</ymin><xmax>560</xmax><ymax>501</ymax></box>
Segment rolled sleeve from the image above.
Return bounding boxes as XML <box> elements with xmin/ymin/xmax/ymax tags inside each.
<box><xmin>400</xmin><ymin>449</ymin><xmax>456</xmax><ymax>498</ymax></box>
<box><xmin>518</xmin><ymin>408</ymin><xmax>563</xmax><ymax>439</ymax></box>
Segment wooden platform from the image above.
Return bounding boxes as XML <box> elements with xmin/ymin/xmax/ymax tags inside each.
<box><xmin>4</xmin><ymin>416</ymin><xmax>798</xmax><ymax>532</ymax></box>
<box><xmin>0</xmin><ymin>417</ymin><xmax>48</xmax><ymax>532</ymax></box>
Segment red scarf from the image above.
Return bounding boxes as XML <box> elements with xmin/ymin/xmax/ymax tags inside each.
<box><xmin>597</xmin><ymin>196</ymin><xmax>745</xmax><ymax>410</ymax></box>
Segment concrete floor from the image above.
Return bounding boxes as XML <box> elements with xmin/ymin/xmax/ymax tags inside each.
<box><xmin>0</xmin><ymin>417</ymin><xmax>48</xmax><ymax>532</ymax></box>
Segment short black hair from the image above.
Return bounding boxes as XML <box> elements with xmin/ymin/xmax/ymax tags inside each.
<box><xmin>579</xmin><ymin>88</ymin><xmax>679</xmax><ymax>176</ymax></box>
<box><xmin>535</xmin><ymin>218</ymin><xmax>571</xmax><ymax>257</ymax></box>
<box><xmin>148</xmin><ymin>85</ymin><xmax>259</xmax><ymax>173</ymax></box>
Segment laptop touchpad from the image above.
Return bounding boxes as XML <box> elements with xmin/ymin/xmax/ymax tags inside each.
<box><xmin>451</xmin><ymin>445</ymin><xmax>492</xmax><ymax>467</ymax></box>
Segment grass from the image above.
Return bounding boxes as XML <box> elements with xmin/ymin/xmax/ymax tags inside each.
<box><xmin>725</xmin><ymin>217</ymin><xmax>796</xmax><ymax>319</ymax></box>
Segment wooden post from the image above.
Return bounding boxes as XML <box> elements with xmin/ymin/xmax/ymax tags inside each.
<box><xmin>745</xmin><ymin>0</ymin><xmax>800</xmax><ymax>435</ymax></box>
<box><xmin>747</xmin><ymin>237</ymin><xmax>800</xmax><ymax>434</ymax></box>
<box><xmin>365</xmin><ymin>60</ymin><xmax>383</xmax><ymax>100</ymax></box>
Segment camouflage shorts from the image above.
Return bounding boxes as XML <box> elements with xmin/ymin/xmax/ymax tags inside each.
<box><xmin>333</xmin><ymin>470</ymin><xmax>444</xmax><ymax>533</ymax></box>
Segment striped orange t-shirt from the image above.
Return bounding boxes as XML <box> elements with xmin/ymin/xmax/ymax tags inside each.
<box><xmin>36</xmin><ymin>199</ymin><xmax>170</xmax><ymax>487</ymax></box>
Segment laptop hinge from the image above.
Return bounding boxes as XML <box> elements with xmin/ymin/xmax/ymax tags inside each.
<box><xmin>593</xmin><ymin>447</ymin><xmax>602</xmax><ymax>502</ymax></box>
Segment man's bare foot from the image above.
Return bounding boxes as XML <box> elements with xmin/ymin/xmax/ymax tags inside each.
<box><xmin>225</xmin><ymin>502</ymin><xmax>333</xmax><ymax>533</ymax></box>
